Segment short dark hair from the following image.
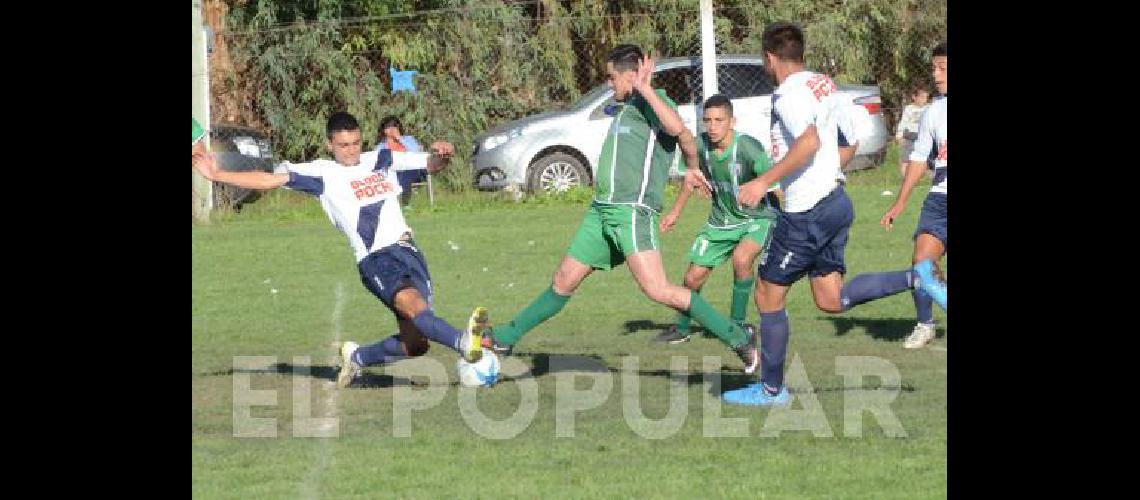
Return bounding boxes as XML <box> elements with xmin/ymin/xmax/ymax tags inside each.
<box><xmin>326</xmin><ymin>111</ymin><xmax>360</xmax><ymax>139</ymax></box>
<box><xmin>606</xmin><ymin>44</ymin><xmax>644</xmax><ymax>73</ymax></box>
<box><xmin>910</xmin><ymin>79</ymin><xmax>931</xmax><ymax>95</ymax></box>
<box><xmin>932</xmin><ymin>41</ymin><xmax>946</xmax><ymax>58</ymax></box>
<box><xmin>761</xmin><ymin>22</ymin><xmax>805</xmax><ymax>63</ymax></box>
<box><xmin>379</xmin><ymin>115</ymin><xmax>403</xmax><ymax>135</ymax></box>
<box><xmin>703</xmin><ymin>94</ymin><xmax>733</xmax><ymax>115</ymax></box>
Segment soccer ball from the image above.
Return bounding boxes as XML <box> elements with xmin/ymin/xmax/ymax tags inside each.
<box><xmin>457</xmin><ymin>349</ymin><xmax>500</xmax><ymax>387</ymax></box>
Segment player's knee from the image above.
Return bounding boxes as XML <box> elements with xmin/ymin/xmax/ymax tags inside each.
<box><xmin>682</xmin><ymin>273</ymin><xmax>704</xmax><ymax>290</ymax></box>
<box><xmin>813</xmin><ymin>294</ymin><xmax>844</xmax><ymax>314</ymax></box>
<box><xmin>396</xmin><ymin>302</ymin><xmax>427</xmax><ymax>320</ymax></box>
<box><xmin>911</xmin><ymin>247</ymin><xmax>930</xmax><ymax>264</ymax></box>
<box><xmin>406</xmin><ymin>340</ymin><xmax>430</xmax><ymax>357</ymax></box>
<box><xmin>818</xmin><ymin>301</ymin><xmax>844</xmax><ymax>314</ymax></box>
<box><xmin>551</xmin><ymin>280</ymin><xmax>576</xmax><ymax>296</ymax></box>
<box><xmin>732</xmin><ymin>256</ymin><xmax>754</xmax><ymax>278</ymax></box>
<box><xmin>912</xmin><ymin>236</ymin><xmax>945</xmax><ymax>263</ymax></box>
<box><xmin>755</xmin><ymin>282</ymin><xmax>785</xmax><ymax>312</ymax></box>
<box><xmin>551</xmin><ymin>271</ymin><xmax>579</xmax><ymax>295</ymax></box>
<box><xmin>393</xmin><ymin>289</ymin><xmax>428</xmax><ymax>319</ymax></box>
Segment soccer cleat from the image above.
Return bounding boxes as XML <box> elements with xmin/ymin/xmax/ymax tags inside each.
<box><xmin>337</xmin><ymin>341</ymin><xmax>361</xmax><ymax>389</ymax></box>
<box><xmin>480</xmin><ymin>330</ymin><xmax>514</xmax><ymax>356</ymax></box>
<box><xmin>722</xmin><ymin>383</ymin><xmax>791</xmax><ymax>406</ymax></box>
<box><xmin>742</xmin><ymin>323</ymin><xmax>758</xmax><ymax>339</ymax></box>
<box><xmin>461</xmin><ymin>307</ymin><xmax>489</xmax><ymax>363</ymax></box>
<box><xmin>734</xmin><ymin>324</ymin><xmax>760</xmax><ymax>375</ymax></box>
<box><xmin>903</xmin><ymin>322</ymin><xmax>937</xmax><ymax>349</ymax></box>
<box><xmin>913</xmin><ymin>260</ymin><xmax>947</xmax><ymax>310</ymax></box>
<box><xmin>652</xmin><ymin>325</ymin><xmax>692</xmax><ymax>344</ymax></box>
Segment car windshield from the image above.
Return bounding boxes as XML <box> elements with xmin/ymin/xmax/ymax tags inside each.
<box><xmin>569</xmin><ymin>84</ymin><xmax>612</xmax><ymax>111</ymax></box>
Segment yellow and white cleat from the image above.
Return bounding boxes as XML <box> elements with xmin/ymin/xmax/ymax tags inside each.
<box><xmin>462</xmin><ymin>307</ymin><xmax>490</xmax><ymax>363</ymax></box>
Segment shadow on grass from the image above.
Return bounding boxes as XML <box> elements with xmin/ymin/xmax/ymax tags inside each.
<box><xmin>198</xmin><ymin>355</ymin><xmax>919</xmax><ymax>394</ymax></box>
<box><xmin>822</xmin><ymin>316</ymin><xmax>946</xmax><ymax>343</ymax></box>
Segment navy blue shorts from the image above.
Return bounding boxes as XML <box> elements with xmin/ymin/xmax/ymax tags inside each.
<box><xmin>358</xmin><ymin>239</ymin><xmax>434</xmax><ymax>317</ymax></box>
<box><xmin>759</xmin><ymin>186</ymin><xmax>854</xmax><ymax>286</ymax></box>
<box><xmin>914</xmin><ymin>192</ymin><xmax>947</xmax><ymax>248</ymax></box>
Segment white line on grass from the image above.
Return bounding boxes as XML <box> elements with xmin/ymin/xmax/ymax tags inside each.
<box><xmin>300</xmin><ymin>281</ymin><xmax>345</xmax><ymax>500</ymax></box>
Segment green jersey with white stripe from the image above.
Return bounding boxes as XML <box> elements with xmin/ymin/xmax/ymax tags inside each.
<box><xmin>593</xmin><ymin>88</ymin><xmax>679</xmax><ymax>213</ymax></box>
<box><xmin>696</xmin><ymin>131</ymin><xmax>778</xmax><ymax>227</ymax></box>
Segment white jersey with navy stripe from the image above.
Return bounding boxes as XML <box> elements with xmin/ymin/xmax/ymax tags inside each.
<box><xmin>280</xmin><ymin>149</ymin><xmax>412</xmax><ymax>263</ymax></box>
<box><xmin>910</xmin><ymin>96</ymin><xmax>946</xmax><ymax>194</ymax></box>
<box><xmin>770</xmin><ymin>71</ymin><xmax>847</xmax><ymax>213</ymax></box>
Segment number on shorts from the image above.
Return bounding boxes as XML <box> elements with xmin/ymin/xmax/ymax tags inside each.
<box><xmin>692</xmin><ymin>237</ymin><xmax>709</xmax><ymax>256</ymax></box>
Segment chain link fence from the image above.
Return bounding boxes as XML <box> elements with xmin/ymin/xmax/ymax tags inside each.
<box><xmin>202</xmin><ymin>0</ymin><xmax>944</xmax><ymax>200</ymax></box>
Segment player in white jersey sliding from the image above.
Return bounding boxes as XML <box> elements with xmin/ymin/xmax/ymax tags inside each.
<box><xmin>708</xmin><ymin>23</ymin><xmax>946</xmax><ymax>406</ymax></box>
<box><xmin>191</xmin><ymin>111</ymin><xmax>488</xmax><ymax>388</ymax></box>
<box><xmin>881</xmin><ymin>41</ymin><xmax>949</xmax><ymax>349</ymax></box>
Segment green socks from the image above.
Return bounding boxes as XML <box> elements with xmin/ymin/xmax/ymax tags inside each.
<box><xmin>731</xmin><ymin>278</ymin><xmax>755</xmax><ymax>325</ymax></box>
<box><xmin>490</xmin><ymin>285</ymin><xmax>571</xmax><ymax>346</ymax></box>
<box><xmin>686</xmin><ymin>291</ymin><xmax>748</xmax><ymax>348</ymax></box>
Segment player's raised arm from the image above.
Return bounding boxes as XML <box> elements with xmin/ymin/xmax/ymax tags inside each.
<box><xmin>633</xmin><ymin>56</ymin><xmax>685</xmax><ymax>137</ymax></box>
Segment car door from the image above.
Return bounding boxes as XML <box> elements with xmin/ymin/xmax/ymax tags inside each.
<box><xmin>583</xmin><ymin>89</ymin><xmax>618</xmax><ymax>178</ymax></box>
<box><xmin>716</xmin><ymin>62</ymin><xmax>776</xmax><ymax>152</ymax></box>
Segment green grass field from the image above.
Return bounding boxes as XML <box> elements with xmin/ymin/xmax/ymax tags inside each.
<box><xmin>192</xmin><ymin>156</ymin><xmax>946</xmax><ymax>499</ymax></box>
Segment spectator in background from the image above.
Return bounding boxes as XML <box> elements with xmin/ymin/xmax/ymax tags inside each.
<box><xmin>376</xmin><ymin>115</ymin><xmax>453</xmax><ymax>205</ymax></box>
<box><xmin>895</xmin><ymin>82</ymin><xmax>931</xmax><ymax>178</ymax></box>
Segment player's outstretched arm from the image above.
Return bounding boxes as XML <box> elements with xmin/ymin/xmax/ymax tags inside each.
<box><xmin>192</xmin><ymin>158</ymin><xmax>289</xmax><ymax>190</ymax></box>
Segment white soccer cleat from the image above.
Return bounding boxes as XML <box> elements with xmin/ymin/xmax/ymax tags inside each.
<box><xmin>337</xmin><ymin>341</ymin><xmax>361</xmax><ymax>388</ymax></box>
<box><xmin>903</xmin><ymin>323</ymin><xmax>937</xmax><ymax>349</ymax></box>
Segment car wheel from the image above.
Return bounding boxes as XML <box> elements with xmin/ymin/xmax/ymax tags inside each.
<box><xmin>475</xmin><ymin>168</ymin><xmax>506</xmax><ymax>191</ymax></box>
<box><xmin>212</xmin><ymin>182</ymin><xmax>257</xmax><ymax>211</ymax></box>
<box><xmin>527</xmin><ymin>152</ymin><xmax>590</xmax><ymax>193</ymax></box>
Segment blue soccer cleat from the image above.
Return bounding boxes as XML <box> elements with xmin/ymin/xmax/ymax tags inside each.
<box><xmin>722</xmin><ymin>383</ymin><xmax>791</xmax><ymax>406</ymax></box>
<box><xmin>912</xmin><ymin>259</ymin><xmax>947</xmax><ymax>310</ymax></box>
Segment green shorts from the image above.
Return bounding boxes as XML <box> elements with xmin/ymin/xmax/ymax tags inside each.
<box><xmin>567</xmin><ymin>202</ymin><xmax>659</xmax><ymax>270</ymax></box>
<box><xmin>687</xmin><ymin>219</ymin><xmax>774</xmax><ymax>269</ymax></box>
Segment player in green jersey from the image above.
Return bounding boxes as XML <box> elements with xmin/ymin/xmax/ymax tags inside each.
<box><xmin>655</xmin><ymin>94</ymin><xmax>779</xmax><ymax>344</ymax></box>
<box><xmin>481</xmin><ymin>45</ymin><xmax>759</xmax><ymax>374</ymax></box>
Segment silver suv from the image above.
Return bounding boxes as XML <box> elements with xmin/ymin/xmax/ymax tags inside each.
<box><xmin>472</xmin><ymin>55</ymin><xmax>890</xmax><ymax>193</ymax></box>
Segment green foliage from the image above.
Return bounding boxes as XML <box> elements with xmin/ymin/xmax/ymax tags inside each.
<box><xmin>715</xmin><ymin>0</ymin><xmax>946</xmax><ymax>126</ymax></box>
<box><xmin>221</xmin><ymin>0</ymin><xmax>944</xmax><ymax>192</ymax></box>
